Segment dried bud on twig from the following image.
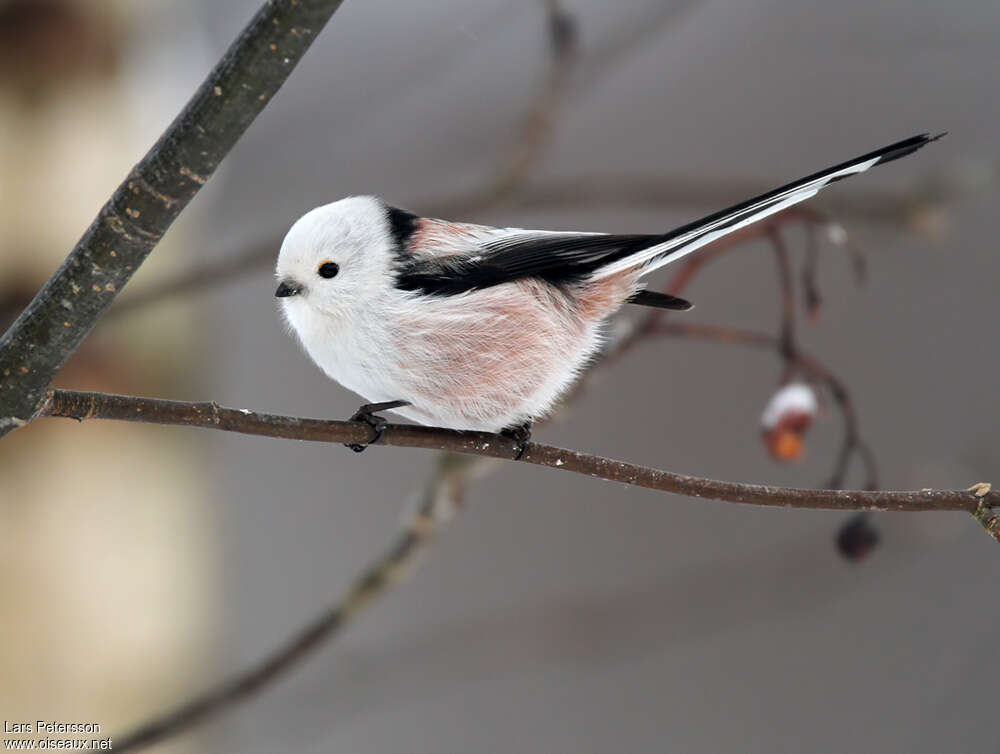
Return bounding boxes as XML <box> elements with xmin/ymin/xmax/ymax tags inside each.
<box><xmin>761</xmin><ymin>382</ymin><xmax>819</xmax><ymax>462</ymax></box>
<box><xmin>836</xmin><ymin>513</ymin><xmax>880</xmax><ymax>561</ymax></box>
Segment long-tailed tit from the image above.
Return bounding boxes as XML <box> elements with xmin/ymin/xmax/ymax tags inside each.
<box><xmin>275</xmin><ymin>134</ymin><xmax>941</xmax><ymax>448</ymax></box>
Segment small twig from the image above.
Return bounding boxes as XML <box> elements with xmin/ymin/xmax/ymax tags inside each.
<box><xmin>768</xmin><ymin>228</ymin><xmax>797</xmax><ymax>373</ymax></box>
<box><xmin>38</xmin><ymin>388</ymin><xmax>990</xmax><ymax>513</ymax></box>
<box><xmin>108</xmin><ymin>243</ymin><xmax>275</xmax><ymax>320</ymax></box>
<box><xmin>971</xmin><ymin>485</ymin><xmax>1000</xmax><ymax>543</ymax></box>
<box><xmin>611</xmin><ymin>208</ymin><xmax>825</xmax><ymax>362</ymax></box>
<box><xmin>574</xmin><ymin>0</ymin><xmax>704</xmax><ymax>95</ymax></box>
<box><xmin>608</xmin><ymin>208</ymin><xmax>877</xmax><ymax>491</ymax></box>
<box><xmin>114</xmin><ymin>452</ymin><xmax>482</xmax><ymax>752</ymax></box>
<box><xmin>488</xmin><ymin>0</ymin><xmax>577</xmax><ymax>199</ymax></box>
<box><xmin>802</xmin><ymin>222</ymin><xmax>822</xmax><ymax>322</ymax></box>
<box><xmin>853</xmin><ymin>441</ymin><xmax>879</xmax><ymax>491</ymax></box>
<box><xmin>429</xmin><ymin>0</ymin><xmax>579</xmax><ymax>215</ymax></box>
<box><xmin>648</xmin><ymin>322</ymin><xmax>878</xmax><ymax>490</ymax></box>
<box><xmin>797</xmin><ymin>355</ymin><xmax>877</xmax><ymax>490</ymax></box>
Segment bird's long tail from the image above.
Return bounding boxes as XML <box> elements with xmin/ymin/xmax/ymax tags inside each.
<box><xmin>590</xmin><ymin>133</ymin><xmax>944</xmax><ymax>280</ymax></box>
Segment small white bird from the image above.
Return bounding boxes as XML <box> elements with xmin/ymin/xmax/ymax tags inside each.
<box><xmin>275</xmin><ymin>134</ymin><xmax>940</xmax><ymax>449</ymax></box>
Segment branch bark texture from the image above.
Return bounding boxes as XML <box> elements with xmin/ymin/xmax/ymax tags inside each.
<box><xmin>0</xmin><ymin>0</ymin><xmax>347</xmax><ymax>436</ymax></box>
<box><xmin>41</xmin><ymin>389</ymin><xmax>995</xmax><ymax>514</ymax></box>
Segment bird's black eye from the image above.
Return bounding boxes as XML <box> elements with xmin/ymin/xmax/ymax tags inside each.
<box><xmin>317</xmin><ymin>261</ymin><xmax>339</xmax><ymax>279</ymax></box>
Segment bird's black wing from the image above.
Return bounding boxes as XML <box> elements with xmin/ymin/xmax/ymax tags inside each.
<box><xmin>395</xmin><ymin>231</ymin><xmax>664</xmax><ymax>295</ymax></box>
<box><xmin>395</xmin><ymin>134</ymin><xmax>942</xmax><ymax>296</ymax></box>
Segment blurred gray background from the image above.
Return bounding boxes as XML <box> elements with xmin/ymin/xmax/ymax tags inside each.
<box><xmin>5</xmin><ymin>0</ymin><xmax>1000</xmax><ymax>752</ymax></box>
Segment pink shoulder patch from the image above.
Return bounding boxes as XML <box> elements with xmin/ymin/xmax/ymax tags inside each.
<box><xmin>411</xmin><ymin>218</ymin><xmax>497</xmax><ymax>259</ymax></box>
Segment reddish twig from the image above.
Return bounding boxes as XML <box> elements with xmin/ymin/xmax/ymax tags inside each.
<box><xmin>768</xmin><ymin>227</ymin><xmax>797</xmax><ymax>376</ymax></box>
<box><xmin>488</xmin><ymin>0</ymin><xmax>578</xmax><ymax>200</ymax></box>
<box><xmin>108</xmin><ymin>242</ymin><xmax>275</xmax><ymax>320</ymax></box>
<box><xmin>802</xmin><ymin>221</ymin><xmax>823</xmax><ymax>322</ymax></box>
<box><xmin>649</xmin><ymin>322</ymin><xmax>878</xmax><ymax>489</ymax></box>
<box><xmin>112</xmin><ymin>452</ymin><xmax>479</xmax><ymax>752</ymax></box>
<box><xmin>38</xmin><ymin>388</ymin><xmax>987</xmax><ymax>513</ymax></box>
<box><xmin>612</xmin><ymin>208</ymin><xmax>826</xmax><ymax>361</ymax></box>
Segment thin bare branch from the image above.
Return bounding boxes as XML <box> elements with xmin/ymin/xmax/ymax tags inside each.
<box><xmin>650</xmin><ymin>321</ymin><xmax>878</xmax><ymax>489</ymax></box>
<box><xmin>113</xmin><ymin>452</ymin><xmax>482</xmax><ymax>752</ymax></box>
<box><xmin>488</xmin><ymin>0</ymin><xmax>578</xmax><ymax>199</ymax></box>
<box><xmin>973</xmin><ymin>493</ymin><xmax>1000</xmax><ymax>543</ymax></box>
<box><xmin>611</xmin><ymin>208</ymin><xmax>824</xmax><ymax>361</ymax></box>
<box><xmin>38</xmin><ymin>388</ymin><xmax>992</xmax><ymax>513</ymax></box>
<box><xmin>109</xmin><ymin>242</ymin><xmax>275</xmax><ymax>320</ymax></box>
<box><xmin>768</xmin><ymin>228</ymin><xmax>797</xmax><ymax>370</ymax></box>
<box><xmin>86</xmin><ymin>301</ymin><xmax>965</xmax><ymax>751</ymax></box>
<box><xmin>802</xmin><ymin>221</ymin><xmax>823</xmax><ymax>321</ymax></box>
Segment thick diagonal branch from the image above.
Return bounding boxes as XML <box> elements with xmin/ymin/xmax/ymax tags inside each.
<box><xmin>39</xmin><ymin>389</ymin><xmax>993</xmax><ymax>513</ymax></box>
<box><xmin>0</xmin><ymin>0</ymin><xmax>348</xmax><ymax>436</ymax></box>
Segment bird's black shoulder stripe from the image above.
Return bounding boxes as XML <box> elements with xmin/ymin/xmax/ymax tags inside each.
<box><xmin>395</xmin><ymin>233</ymin><xmax>659</xmax><ymax>296</ymax></box>
<box><xmin>395</xmin><ymin>263</ymin><xmax>499</xmax><ymax>296</ymax></box>
<box><xmin>385</xmin><ymin>205</ymin><xmax>419</xmax><ymax>255</ymax></box>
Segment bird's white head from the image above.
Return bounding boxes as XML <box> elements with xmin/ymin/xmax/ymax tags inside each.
<box><xmin>275</xmin><ymin>196</ymin><xmax>399</xmax><ymax>328</ymax></box>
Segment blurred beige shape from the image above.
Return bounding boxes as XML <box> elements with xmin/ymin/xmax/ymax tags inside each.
<box><xmin>0</xmin><ymin>1</ymin><xmax>217</xmax><ymax>748</ymax></box>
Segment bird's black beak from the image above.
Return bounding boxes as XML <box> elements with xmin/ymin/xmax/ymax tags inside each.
<box><xmin>275</xmin><ymin>280</ymin><xmax>303</xmax><ymax>298</ymax></box>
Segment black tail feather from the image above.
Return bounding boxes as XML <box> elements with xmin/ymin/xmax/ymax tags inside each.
<box><xmin>627</xmin><ymin>290</ymin><xmax>693</xmax><ymax>311</ymax></box>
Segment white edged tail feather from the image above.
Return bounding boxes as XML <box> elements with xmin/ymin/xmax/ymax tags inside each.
<box><xmin>590</xmin><ymin>133</ymin><xmax>943</xmax><ymax>281</ymax></box>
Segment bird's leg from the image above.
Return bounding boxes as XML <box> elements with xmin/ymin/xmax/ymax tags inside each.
<box><xmin>344</xmin><ymin>400</ymin><xmax>410</xmax><ymax>453</ymax></box>
<box><xmin>500</xmin><ymin>421</ymin><xmax>533</xmax><ymax>461</ymax></box>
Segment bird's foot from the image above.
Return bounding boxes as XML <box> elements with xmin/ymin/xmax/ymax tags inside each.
<box><xmin>345</xmin><ymin>400</ymin><xmax>410</xmax><ymax>453</ymax></box>
<box><xmin>500</xmin><ymin>421</ymin><xmax>533</xmax><ymax>461</ymax></box>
